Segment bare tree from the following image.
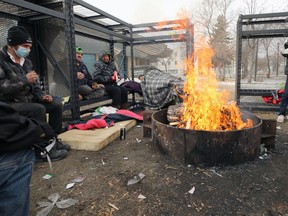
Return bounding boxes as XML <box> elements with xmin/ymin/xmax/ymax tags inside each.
<box><xmin>196</xmin><ymin>0</ymin><xmax>234</xmax><ymax>80</ymax></box>
<box><xmin>209</xmin><ymin>15</ymin><xmax>233</xmax><ymax>81</ymax></box>
<box><xmin>215</xmin><ymin>0</ymin><xmax>233</xmax><ymax>17</ymax></box>
<box><xmin>196</xmin><ymin>0</ymin><xmax>233</xmax><ymax>37</ymax></box>
<box><xmin>192</xmin><ymin>0</ymin><xmax>284</xmax><ymax>84</ymax></box>
<box><xmin>262</xmin><ymin>38</ymin><xmax>273</xmax><ymax>78</ymax></box>
<box><xmin>158</xmin><ymin>56</ymin><xmax>173</xmax><ymax>73</ymax></box>
<box><xmin>197</xmin><ymin>0</ymin><xmax>217</xmax><ymax>39</ymax></box>
<box><xmin>239</xmin><ymin>0</ymin><xmax>267</xmax><ymax>83</ymax></box>
<box><xmin>242</xmin><ymin>0</ymin><xmax>259</xmax><ymax>14</ymax></box>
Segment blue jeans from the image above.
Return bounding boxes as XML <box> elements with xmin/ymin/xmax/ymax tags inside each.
<box><xmin>279</xmin><ymin>75</ymin><xmax>288</xmax><ymax>116</ymax></box>
<box><xmin>0</xmin><ymin>149</ymin><xmax>35</xmax><ymax>216</ymax></box>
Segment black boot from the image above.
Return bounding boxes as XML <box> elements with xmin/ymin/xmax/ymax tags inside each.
<box><xmin>34</xmin><ymin>138</ymin><xmax>68</xmax><ymax>163</ymax></box>
<box><xmin>55</xmin><ymin>139</ymin><xmax>71</xmax><ymax>151</ymax></box>
<box><xmin>48</xmin><ymin>147</ymin><xmax>68</xmax><ymax>161</ymax></box>
<box><xmin>35</xmin><ymin>147</ymin><xmax>68</xmax><ymax>163</ymax></box>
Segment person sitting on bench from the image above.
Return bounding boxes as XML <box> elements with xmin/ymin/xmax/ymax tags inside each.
<box><xmin>0</xmin><ymin>25</ymin><xmax>69</xmax><ymax>162</ymax></box>
<box><xmin>92</xmin><ymin>51</ymin><xmax>128</xmax><ymax>109</ymax></box>
<box><xmin>75</xmin><ymin>46</ymin><xmax>105</xmax><ymax>100</ymax></box>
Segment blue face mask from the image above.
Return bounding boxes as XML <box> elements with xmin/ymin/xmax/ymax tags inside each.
<box><xmin>14</xmin><ymin>46</ymin><xmax>30</xmax><ymax>58</ymax></box>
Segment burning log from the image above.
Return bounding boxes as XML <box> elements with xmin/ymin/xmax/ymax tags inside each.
<box><xmin>167</xmin><ymin>104</ymin><xmax>184</xmax><ymax>124</ymax></box>
<box><xmin>167</xmin><ymin>103</ymin><xmax>252</xmax><ymax>130</ymax></box>
<box><xmin>169</xmin><ymin>121</ymin><xmax>183</xmax><ymax>126</ymax></box>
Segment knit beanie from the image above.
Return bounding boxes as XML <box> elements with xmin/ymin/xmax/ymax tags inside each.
<box><xmin>7</xmin><ymin>26</ymin><xmax>32</xmax><ymax>46</ymax></box>
<box><xmin>99</xmin><ymin>50</ymin><xmax>111</xmax><ymax>62</ymax></box>
<box><xmin>76</xmin><ymin>46</ymin><xmax>83</xmax><ymax>54</ymax></box>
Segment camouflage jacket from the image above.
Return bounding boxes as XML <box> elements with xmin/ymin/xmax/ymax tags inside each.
<box><xmin>92</xmin><ymin>51</ymin><xmax>117</xmax><ymax>85</ymax></box>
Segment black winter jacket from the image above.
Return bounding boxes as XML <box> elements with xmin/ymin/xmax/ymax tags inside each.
<box><xmin>92</xmin><ymin>52</ymin><xmax>117</xmax><ymax>85</ymax></box>
<box><xmin>0</xmin><ymin>46</ymin><xmax>45</xmax><ymax>103</ymax></box>
<box><xmin>0</xmin><ymin>102</ymin><xmax>55</xmax><ymax>152</ymax></box>
<box><xmin>53</xmin><ymin>59</ymin><xmax>93</xmax><ymax>87</ymax></box>
<box><xmin>76</xmin><ymin>61</ymin><xmax>93</xmax><ymax>87</ymax></box>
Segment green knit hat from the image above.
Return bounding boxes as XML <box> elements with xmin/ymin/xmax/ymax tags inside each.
<box><xmin>76</xmin><ymin>46</ymin><xmax>83</xmax><ymax>54</ymax></box>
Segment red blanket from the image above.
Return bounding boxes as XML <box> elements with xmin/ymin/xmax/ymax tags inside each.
<box><xmin>69</xmin><ymin>109</ymin><xmax>143</xmax><ymax>130</ymax></box>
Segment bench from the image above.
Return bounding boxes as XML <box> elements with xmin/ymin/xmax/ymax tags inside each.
<box><xmin>239</xmin><ymin>89</ymin><xmax>281</xmax><ymax>112</ymax></box>
<box><xmin>63</xmin><ymin>95</ymin><xmax>112</xmax><ymax>112</ymax></box>
<box><xmin>62</xmin><ymin>91</ymin><xmax>138</xmax><ymax>114</ymax></box>
<box><xmin>239</xmin><ymin>89</ymin><xmax>279</xmax><ymax>96</ymax></box>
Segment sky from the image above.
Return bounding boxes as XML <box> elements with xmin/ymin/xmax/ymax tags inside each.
<box><xmin>83</xmin><ymin>0</ymin><xmax>198</xmax><ymax>24</ymax></box>
<box><xmin>82</xmin><ymin>0</ymin><xmax>288</xmax><ymax>25</ymax></box>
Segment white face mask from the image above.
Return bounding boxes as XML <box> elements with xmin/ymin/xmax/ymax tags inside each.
<box><xmin>14</xmin><ymin>46</ymin><xmax>30</xmax><ymax>58</ymax></box>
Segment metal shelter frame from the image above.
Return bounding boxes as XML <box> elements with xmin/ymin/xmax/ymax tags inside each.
<box><xmin>0</xmin><ymin>0</ymin><xmax>194</xmax><ymax>119</ymax></box>
<box><xmin>235</xmin><ymin>12</ymin><xmax>288</xmax><ymax>111</ymax></box>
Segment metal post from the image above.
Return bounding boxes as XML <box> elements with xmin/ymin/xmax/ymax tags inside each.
<box><xmin>33</xmin><ymin>22</ymin><xmax>48</xmax><ymax>92</ymax></box>
<box><xmin>109</xmin><ymin>37</ymin><xmax>114</xmax><ymax>61</ymax></box>
<box><xmin>123</xmin><ymin>42</ymin><xmax>127</xmax><ymax>79</ymax></box>
<box><xmin>186</xmin><ymin>24</ymin><xmax>194</xmax><ymax>58</ymax></box>
<box><xmin>130</xmin><ymin>26</ymin><xmax>135</xmax><ymax>102</ymax></box>
<box><xmin>254</xmin><ymin>38</ymin><xmax>259</xmax><ymax>81</ymax></box>
<box><xmin>235</xmin><ymin>15</ymin><xmax>243</xmax><ymax>103</ymax></box>
<box><xmin>64</xmin><ymin>0</ymin><xmax>79</xmax><ymax>120</ymax></box>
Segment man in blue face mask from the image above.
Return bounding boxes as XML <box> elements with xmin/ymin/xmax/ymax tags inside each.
<box><xmin>0</xmin><ymin>26</ymin><xmax>70</xmax><ymax>162</ymax></box>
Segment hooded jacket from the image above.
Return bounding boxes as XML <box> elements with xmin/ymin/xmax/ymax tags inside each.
<box><xmin>0</xmin><ymin>46</ymin><xmax>45</xmax><ymax>103</ymax></box>
<box><xmin>92</xmin><ymin>51</ymin><xmax>117</xmax><ymax>85</ymax></box>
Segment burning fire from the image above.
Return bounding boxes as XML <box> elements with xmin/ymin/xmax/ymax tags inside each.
<box><xmin>180</xmin><ymin>46</ymin><xmax>253</xmax><ymax>131</ymax></box>
<box><xmin>154</xmin><ymin>16</ymin><xmax>252</xmax><ymax>131</ymax></box>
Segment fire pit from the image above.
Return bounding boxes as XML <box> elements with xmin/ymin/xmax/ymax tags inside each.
<box><xmin>152</xmin><ymin>109</ymin><xmax>262</xmax><ymax>166</ymax></box>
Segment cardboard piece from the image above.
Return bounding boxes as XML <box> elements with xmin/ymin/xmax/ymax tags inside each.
<box><xmin>58</xmin><ymin>120</ymin><xmax>136</xmax><ymax>151</ymax></box>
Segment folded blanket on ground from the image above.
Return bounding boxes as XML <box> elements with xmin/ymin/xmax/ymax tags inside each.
<box><xmin>68</xmin><ymin>109</ymin><xmax>143</xmax><ymax>130</ymax></box>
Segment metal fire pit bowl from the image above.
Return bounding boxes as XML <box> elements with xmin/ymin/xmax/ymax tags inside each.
<box><xmin>152</xmin><ymin>109</ymin><xmax>262</xmax><ymax>166</ymax></box>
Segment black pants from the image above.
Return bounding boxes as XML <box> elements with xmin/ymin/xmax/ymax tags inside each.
<box><xmin>279</xmin><ymin>75</ymin><xmax>288</xmax><ymax>116</ymax></box>
<box><xmin>105</xmin><ymin>84</ymin><xmax>128</xmax><ymax>106</ymax></box>
<box><xmin>11</xmin><ymin>101</ymin><xmax>63</xmax><ymax>134</ymax></box>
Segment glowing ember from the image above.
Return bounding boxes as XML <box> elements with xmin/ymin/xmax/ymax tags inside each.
<box><xmin>180</xmin><ymin>46</ymin><xmax>253</xmax><ymax>131</ymax></box>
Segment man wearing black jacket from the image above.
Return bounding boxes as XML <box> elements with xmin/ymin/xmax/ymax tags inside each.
<box><xmin>53</xmin><ymin>46</ymin><xmax>105</xmax><ymax>100</ymax></box>
<box><xmin>0</xmin><ymin>101</ymin><xmax>55</xmax><ymax>216</ymax></box>
<box><xmin>0</xmin><ymin>25</ymin><xmax>70</xmax><ymax>161</ymax></box>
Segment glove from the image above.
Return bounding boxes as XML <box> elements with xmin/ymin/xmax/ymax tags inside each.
<box><xmin>111</xmin><ymin>72</ymin><xmax>118</xmax><ymax>82</ymax></box>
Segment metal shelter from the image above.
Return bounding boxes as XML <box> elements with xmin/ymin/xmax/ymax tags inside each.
<box><xmin>236</xmin><ymin>12</ymin><xmax>288</xmax><ymax>111</ymax></box>
<box><xmin>0</xmin><ymin>0</ymin><xmax>194</xmax><ymax>119</ymax></box>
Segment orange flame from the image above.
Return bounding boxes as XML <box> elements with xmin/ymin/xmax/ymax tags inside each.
<box><xmin>153</xmin><ymin>14</ymin><xmax>252</xmax><ymax>131</ymax></box>
<box><xmin>155</xmin><ymin>16</ymin><xmax>190</xmax><ymax>41</ymax></box>
<box><xmin>180</xmin><ymin>45</ymin><xmax>253</xmax><ymax>131</ymax></box>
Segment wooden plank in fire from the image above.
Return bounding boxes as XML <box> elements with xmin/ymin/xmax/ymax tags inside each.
<box><xmin>167</xmin><ymin>103</ymin><xmax>184</xmax><ymax>123</ymax></box>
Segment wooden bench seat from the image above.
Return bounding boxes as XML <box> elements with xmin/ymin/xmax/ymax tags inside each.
<box><xmin>63</xmin><ymin>95</ymin><xmax>112</xmax><ymax>112</ymax></box>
